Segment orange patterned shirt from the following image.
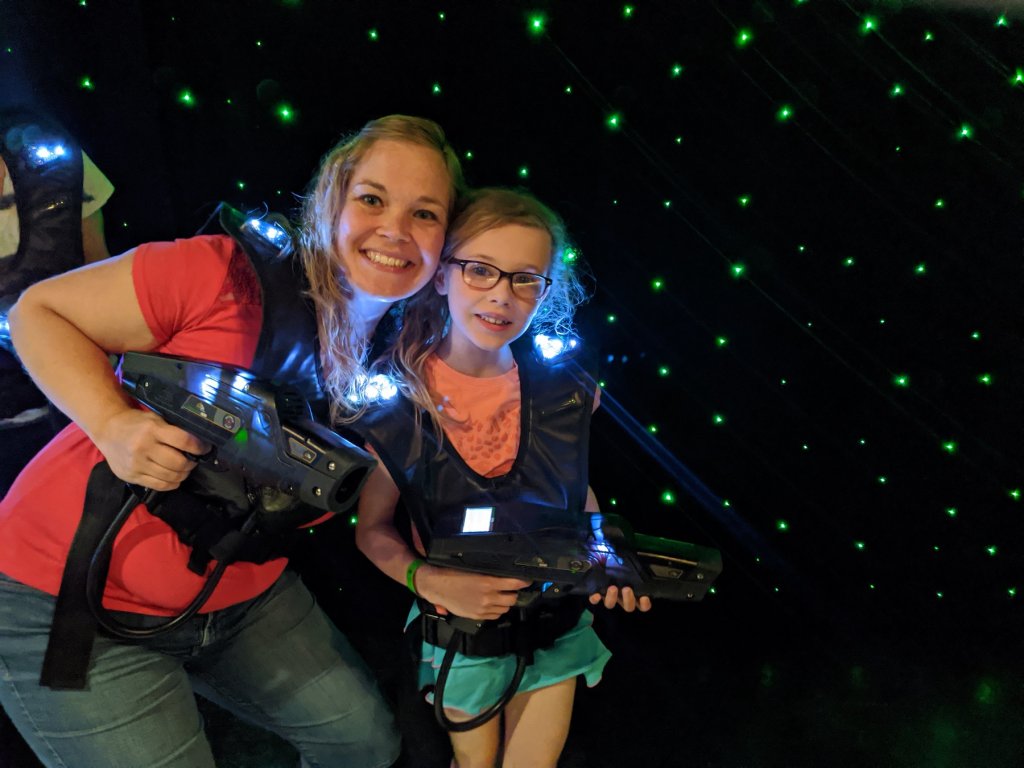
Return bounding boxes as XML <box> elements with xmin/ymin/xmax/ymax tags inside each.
<box><xmin>425</xmin><ymin>355</ymin><xmax>521</xmax><ymax>478</ymax></box>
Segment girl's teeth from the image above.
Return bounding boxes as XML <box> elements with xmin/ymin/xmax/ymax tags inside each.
<box><xmin>480</xmin><ymin>316</ymin><xmax>509</xmax><ymax>326</ymax></box>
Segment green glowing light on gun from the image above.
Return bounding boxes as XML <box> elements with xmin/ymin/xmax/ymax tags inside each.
<box><xmin>233</xmin><ymin>427</ymin><xmax>249</xmax><ymax>443</ymax></box>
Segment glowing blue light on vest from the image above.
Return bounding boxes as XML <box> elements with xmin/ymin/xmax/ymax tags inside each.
<box><xmin>533</xmin><ymin>333</ymin><xmax>579</xmax><ymax>362</ymax></box>
<box><xmin>347</xmin><ymin>373</ymin><xmax>399</xmax><ymax>405</ymax></box>
<box><xmin>29</xmin><ymin>143</ymin><xmax>67</xmax><ymax>166</ymax></box>
<box><xmin>244</xmin><ymin>217</ymin><xmax>291</xmax><ymax>250</ymax></box>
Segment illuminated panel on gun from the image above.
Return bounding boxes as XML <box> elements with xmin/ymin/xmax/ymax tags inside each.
<box><xmin>462</xmin><ymin>506</ymin><xmax>495</xmax><ymax>533</ymax></box>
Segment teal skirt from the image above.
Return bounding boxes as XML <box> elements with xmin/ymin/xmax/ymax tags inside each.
<box><xmin>406</xmin><ymin>603</ymin><xmax>612</xmax><ymax>716</ymax></box>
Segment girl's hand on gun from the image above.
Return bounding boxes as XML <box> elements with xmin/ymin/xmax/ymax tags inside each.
<box><xmin>94</xmin><ymin>409</ymin><xmax>210</xmax><ymax>491</ymax></box>
<box><xmin>589</xmin><ymin>585</ymin><xmax>652</xmax><ymax>613</ymax></box>
<box><xmin>418</xmin><ymin>565</ymin><xmax>530</xmax><ymax>621</ymax></box>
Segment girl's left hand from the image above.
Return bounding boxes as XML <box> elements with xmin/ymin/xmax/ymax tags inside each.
<box><xmin>589</xmin><ymin>585</ymin><xmax>652</xmax><ymax>612</ymax></box>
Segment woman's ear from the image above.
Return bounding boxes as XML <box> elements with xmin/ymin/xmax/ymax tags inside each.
<box><xmin>434</xmin><ymin>265</ymin><xmax>449</xmax><ymax>296</ymax></box>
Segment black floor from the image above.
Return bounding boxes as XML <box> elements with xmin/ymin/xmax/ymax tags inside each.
<box><xmin>4</xmin><ymin>523</ymin><xmax>1023</xmax><ymax>767</ymax></box>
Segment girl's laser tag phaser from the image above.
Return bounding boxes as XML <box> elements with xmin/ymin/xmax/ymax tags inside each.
<box><xmin>417</xmin><ymin>502</ymin><xmax>723</xmax><ymax>605</ymax></box>
<box><xmin>120</xmin><ymin>351</ymin><xmax>376</xmax><ymax>514</ymax></box>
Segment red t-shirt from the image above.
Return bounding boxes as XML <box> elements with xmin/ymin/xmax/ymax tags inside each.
<box><xmin>0</xmin><ymin>235</ymin><xmax>286</xmax><ymax>615</ymax></box>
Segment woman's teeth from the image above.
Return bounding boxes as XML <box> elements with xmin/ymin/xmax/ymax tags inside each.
<box><xmin>364</xmin><ymin>249</ymin><xmax>409</xmax><ymax>268</ymax></box>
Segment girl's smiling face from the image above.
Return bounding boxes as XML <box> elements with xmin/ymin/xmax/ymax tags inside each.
<box><xmin>436</xmin><ymin>223</ymin><xmax>552</xmax><ymax>375</ymax></box>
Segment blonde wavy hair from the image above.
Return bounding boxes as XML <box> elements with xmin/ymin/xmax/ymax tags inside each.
<box><xmin>388</xmin><ymin>187</ymin><xmax>589</xmax><ymax>435</ymax></box>
<box><xmin>296</xmin><ymin>115</ymin><xmax>465</xmax><ymax>424</ymax></box>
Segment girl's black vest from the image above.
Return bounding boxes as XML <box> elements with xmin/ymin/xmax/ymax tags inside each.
<box><xmin>355</xmin><ymin>339</ymin><xmax>596</xmax><ymax>592</ymax></box>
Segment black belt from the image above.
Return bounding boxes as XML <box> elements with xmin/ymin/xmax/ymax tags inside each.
<box><xmin>419</xmin><ymin>596</ymin><xmax>585</xmax><ymax>659</ymax></box>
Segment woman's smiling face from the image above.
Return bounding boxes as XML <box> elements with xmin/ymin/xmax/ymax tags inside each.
<box><xmin>335</xmin><ymin>139</ymin><xmax>451</xmax><ymax>304</ymax></box>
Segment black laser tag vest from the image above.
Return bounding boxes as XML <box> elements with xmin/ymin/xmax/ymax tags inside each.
<box><xmin>147</xmin><ymin>204</ymin><xmax>331</xmax><ymax>571</ymax></box>
<box><xmin>0</xmin><ymin>110</ymin><xmax>84</xmax><ymax>415</ymax></box>
<box><xmin>356</xmin><ymin>338</ymin><xmax>596</xmax><ymax>559</ymax></box>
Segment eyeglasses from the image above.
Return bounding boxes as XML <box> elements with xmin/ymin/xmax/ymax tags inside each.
<box><xmin>447</xmin><ymin>259</ymin><xmax>552</xmax><ymax>301</ymax></box>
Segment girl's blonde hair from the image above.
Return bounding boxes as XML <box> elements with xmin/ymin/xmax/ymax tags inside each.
<box><xmin>388</xmin><ymin>187</ymin><xmax>589</xmax><ymax>433</ymax></box>
<box><xmin>296</xmin><ymin>115</ymin><xmax>465</xmax><ymax>424</ymax></box>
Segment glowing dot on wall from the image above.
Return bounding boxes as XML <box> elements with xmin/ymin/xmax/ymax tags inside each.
<box><xmin>892</xmin><ymin>374</ymin><xmax>910</xmax><ymax>388</ymax></box>
<box><xmin>565</xmin><ymin>85</ymin><xmax>573</xmax><ymax>94</ymax></box>
<box><xmin>1011</xmin><ymin>69</ymin><xmax>1024</xmax><ymax>86</ymax></box>
<box><xmin>858</xmin><ymin>439</ymin><xmax>866</xmax><ymax>445</ymax></box>
<box><xmin>651</xmin><ymin>277</ymin><xmax>664</xmax><ymax>291</ymax></box>
<box><xmin>661</xmin><ymin>490</ymin><xmax>675</xmax><ymax>504</ymax></box>
<box><xmin>518</xmin><ymin>166</ymin><xmax>529</xmax><ymax>178</ymax></box>
<box><xmin>914</xmin><ymin>262</ymin><xmax>927</xmax><ymax>275</ymax></box>
<box><xmin>658</xmin><ymin>366</ymin><xmax>670</xmax><ymax>377</ymax></box>
<box><xmin>776</xmin><ymin>104</ymin><xmax>794</xmax><ymax>122</ymax></box>
<box><xmin>438</xmin><ymin>11</ymin><xmax>446</xmax><ymax>21</ymax></box>
<box><xmin>606</xmin><ymin>113</ymin><xmax>622</xmax><ymax>130</ymax></box>
<box><xmin>977</xmin><ymin>373</ymin><xmax>992</xmax><ymax>385</ymax></box>
<box><xmin>79</xmin><ymin>76</ymin><xmax>95</xmax><ymax>91</ymax></box>
<box><xmin>737</xmin><ymin>195</ymin><xmax>751</xmax><ymax>208</ymax></box>
<box><xmin>432</xmin><ymin>82</ymin><xmax>442</xmax><ymax>95</ymax></box>
<box><xmin>255</xmin><ymin>40</ymin><xmax>263</xmax><ymax>47</ymax></box>
<box><xmin>349</xmin><ymin>515</ymin><xmax>358</xmax><ymax>526</ymax></box>
<box><xmin>367</xmin><ymin>28</ymin><xmax>379</xmax><ymax>41</ymax></box>
<box><xmin>663</xmin><ymin>199</ymin><xmax>672</xmax><ymax>208</ymax></box>
<box><xmin>464</xmin><ymin>150</ymin><xmax>474</xmax><ymax>160</ymax></box>
<box><xmin>776</xmin><ymin>519</ymin><xmax>789</xmax><ymax>531</ymax></box>
<box><xmin>731</xmin><ymin>263</ymin><xmax>746</xmax><ymax>278</ymax></box>
<box><xmin>671</xmin><ymin>63</ymin><xmax>684</xmax><ymax>78</ymax></box>
<box><xmin>722</xmin><ymin>499</ymin><xmax>732</xmax><ymax>507</ymax></box>
<box><xmin>712</xmin><ymin>413</ymin><xmax>726</xmax><ymax>425</ymax></box>
<box><xmin>957</xmin><ymin>123</ymin><xmax>973</xmax><ymax>140</ymax></box>
<box><xmin>854</xmin><ymin>541</ymin><xmax>866</xmax><ymax>551</ymax></box>
<box><xmin>1009</xmin><ymin>587</ymin><xmax>1018</xmax><ymax>598</ymax></box>
<box><xmin>996</xmin><ymin>14</ymin><xmax>1009</xmax><ymax>27</ymax></box>
<box><xmin>674</xmin><ymin>136</ymin><xmax>683</xmax><ymax>144</ymax></box>
<box><xmin>878</xmin><ymin>475</ymin><xmax>888</xmax><ymax>484</ymax></box>
<box><xmin>177</xmin><ymin>89</ymin><xmax>195</xmax><ymax>107</ymax></box>
<box><xmin>923</xmin><ymin>30</ymin><xmax>935</xmax><ymax>41</ymax></box>
<box><xmin>528</xmin><ymin>13</ymin><xmax>546</xmax><ymax>35</ymax></box>
<box><xmin>275</xmin><ymin>103</ymin><xmax>295</xmax><ymax>123</ymax></box>
<box><xmin>946</xmin><ymin>507</ymin><xmax>957</xmax><ymax>517</ymax></box>
<box><xmin>861</xmin><ymin>16</ymin><xmax>879</xmax><ymax>34</ymax></box>
<box><xmin>986</xmin><ymin>546</ymin><xmax>998</xmax><ymax>556</ymax></box>
<box><xmin>941</xmin><ymin>440</ymin><xmax>958</xmax><ymax>454</ymax></box>
<box><xmin>890</xmin><ymin>83</ymin><xmax>904</xmax><ymax>97</ymax></box>
<box><xmin>934</xmin><ymin>198</ymin><xmax>945</xmax><ymax>208</ymax></box>
<box><xmin>843</xmin><ymin>257</ymin><xmax>855</xmax><ymax>267</ymax></box>
<box><xmin>735</xmin><ymin>28</ymin><xmax>754</xmax><ymax>47</ymax></box>
<box><xmin>715</xmin><ymin>336</ymin><xmax>729</xmax><ymax>347</ymax></box>
<box><xmin>236</xmin><ymin>181</ymin><xmax>246</xmax><ymax>190</ymax></box>
<box><xmin>648</xmin><ymin>424</ymin><xmax>658</xmax><ymax>434</ymax></box>
<box><xmin>606</xmin><ymin>314</ymin><xmax>617</xmax><ymax>323</ymax></box>
<box><xmin>1009</xmin><ymin>488</ymin><xmax>1021</xmax><ymax>501</ymax></box>
<box><xmin>970</xmin><ymin>331</ymin><xmax>981</xmax><ymax>340</ymax></box>
<box><xmin>623</xmin><ymin>5</ymin><xmax>635</xmax><ymax>18</ymax></box>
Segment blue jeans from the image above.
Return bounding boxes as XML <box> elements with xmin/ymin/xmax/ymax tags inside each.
<box><xmin>0</xmin><ymin>570</ymin><xmax>399</xmax><ymax>768</ymax></box>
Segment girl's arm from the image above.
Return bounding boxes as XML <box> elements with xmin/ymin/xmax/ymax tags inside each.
<box><xmin>9</xmin><ymin>252</ymin><xmax>207</xmax><ymax>488</ymax></box>
<box><xmin>355</xmin><ymin>462</ymin><xmax>531</xmax><ymax>621</ymax></box>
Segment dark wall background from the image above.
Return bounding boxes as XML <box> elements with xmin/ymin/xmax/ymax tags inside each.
<box><xmin>2</xmin><ymin>1</ymin><xmax>1022</xmax><ymax>766</ymax></box>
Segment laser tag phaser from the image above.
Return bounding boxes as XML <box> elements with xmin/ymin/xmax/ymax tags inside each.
<box><xmin>120</xmin><ymin>351</ymin><xmax>376</xmax><ymax>514</ymax></box>
<box><xmin>416</xmin><ymin>502</ymin><xmax>723</xmax><ymax>607</ymax></box>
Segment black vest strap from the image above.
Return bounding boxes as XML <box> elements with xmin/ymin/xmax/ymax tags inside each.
<box><xmin>39</xmin><ymin>462</ymin><xmax>129</xmax><ymax>689</ymax></box>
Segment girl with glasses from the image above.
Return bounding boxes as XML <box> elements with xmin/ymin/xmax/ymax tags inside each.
<box><xmin>355</xmin><ymin>187</ymin><xmax>651</xmax><ymax>768</ymax></box>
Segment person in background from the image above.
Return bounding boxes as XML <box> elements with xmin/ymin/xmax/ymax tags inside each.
<box><xmin>0</xmin><ymin>107</ymin><xmax>114</xmax><ymax>497</ymax></box>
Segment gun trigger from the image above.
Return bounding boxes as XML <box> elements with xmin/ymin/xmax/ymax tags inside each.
<box><xmin>183</xmin><ymin>447</ymin><xmax>216</xmax><ymax>463</ymax></box>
